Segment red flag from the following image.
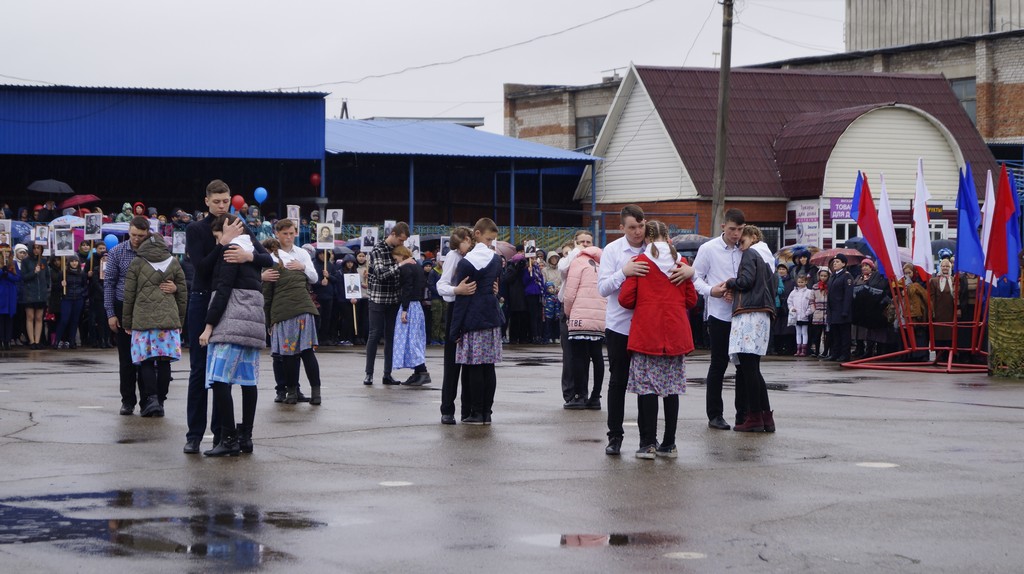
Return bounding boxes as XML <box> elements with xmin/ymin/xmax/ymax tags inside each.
<box><xmin>985</xmin><ymin>165</ymin><xmax>1015</xmax><ymax>278</ymax></box>
<box><xmin>855</xmin><ymin>173</ymin><xmax>897</xmax><ymax>278</ymax></box>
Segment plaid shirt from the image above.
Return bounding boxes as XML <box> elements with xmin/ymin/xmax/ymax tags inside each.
<box><xmin>366</xmin><ymin>240</ymin><xmax>401</xmax><ymax>304</ymax></box>
<box><xmin>103</xmin><ymin>240</ymin><xmax>136</xmax><ymax>318</ymax></box>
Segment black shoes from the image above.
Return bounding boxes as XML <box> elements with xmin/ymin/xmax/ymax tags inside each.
<box><xmin>183</xmin><ymin>439</ymin><xmax>201</xmax><ymax>454</ymax></box>
<box><xmin>584</xmin><ymin>398</ymin><xmax>602</xmax><ymax>410</ymax></box>
<box><xmin>402</xmin><ymin>372</ymin><xmax>432</xmax><ymax>386</ymax></box>
<box><xmin>119</xmin><ymin>403</ymin><xmax>134</xmax><ymax>416</ymax></box>
<box><xmin>563</xmin><ymin>395</ymin><xmax>586</xmax><ymax>410</ymax></box>
<box><xmin>284</xmin><ymin>388</ymin><xmax>297</xmax><ymax>404</ymax></box>
<box><xmin>441</xmin><ymin>414</ymin><xmax>457</xmax><ymax>425</ymax></box>
<box><xmin>310</xmin><ymin>387</ymin><xmax>321</xmax><ymax>405</ymax></box>
<box><xmin>635</xmin><ymin>444</ymin><xmax>658</xmax><ymax>459</ymax></box>
<box><xmin>203</xmin><ymin>432</ymin><xmax>240</xmax><ymax>457</ymax></box>
<box><xmin>140</xmin><ymin>397</ymin><xmax>164</xmax><ymax>418</ymax></box>
<box><xmin>656</xmin><ymin>444</ymin><xmax>678</xmax><ymax>458</ymax></box>
<box><xmin>605</xmin><ymin>436</ymin><xmax>623</xmax><ymax>455</ymax></box>
<box><xmin>708</xmin><ymin>416</ymin><xmax>731</xmax><ymax>430</ymax></box>
<box><xmin>274</xmin><ymin>392</ymin><xmax>285</xmax><ymax>403</ymax></box>
<box><xmin>237</xmin><ymin>424</ymin><xmax>253</xmax><ymax>454</ymax></box>
<box><xmin>296</xmin><ymin>391</ymin><xmax>311</xmax><ymax>403</ymax></box>
<box><xmin>463</xmin><ymin>413</ymin><xmax>486</xmax><ymax>425</ymax></box>
<box><xmin>382</xmin><ymin>375</ymin><xmax>401</xmax><ymax>385</ymax></box>
<box><xmin>363</xmin><ymin>374</ymin><xmax>373</xmax><ymax>385</ymax></box>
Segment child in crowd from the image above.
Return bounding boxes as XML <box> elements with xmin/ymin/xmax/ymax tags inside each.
<box><xmin>449</xmin><ymin>218</ymin><xmax>503</xmax><ymax>425</ymax></box>
<box><xmin>392</xmin><ymin>245</ymin><xmax>431</xmax><ymax>386</ymax></box>
<box><xmin>618</xmin><ymin>221</ymin><xmax>697</xmax><ymax>459</ymax></box>
<box><xmin>53</xmin><ymin>256</ymin><xmax>89</xmax><ymax>349</ymax></box>
<box><xmin>562</xmin><ymin>240</ymin><xmax>605</xmax><ymax>410</ymax></box>
<box><xmin>200</xmin><ymin>214</ymin><xmax>266</xmax><ymax>456</ymax></box>
<box><xmin>787</xmin><ymin>273</ymin><xmax>815</xmax><ymax>356</ymax></box>
<box><xmin>20</xmin><ymin>244</ymin><xmax>50</xmax><ymax>350</ymax></box>
<box><xmin>810</xmin><ymin>268</ymin><xmax>830</xmax><ymax>358</ymax></box>
<box><xmin>122</xmin><ymin>235</ymin><xmax>187</xmax><ymax>417</ymax></box>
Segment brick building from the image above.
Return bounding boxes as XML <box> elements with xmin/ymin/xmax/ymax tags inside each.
<box><xmin>503</xmin><ymin>77</ymin><xmax>621</xmax><ymax>152</ymax></box>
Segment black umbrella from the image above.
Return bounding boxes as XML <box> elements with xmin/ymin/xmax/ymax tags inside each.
<box><xmin>27</xmin><ymin>179</ymin><xmax>75</xmax><ymax>194</ymax></box>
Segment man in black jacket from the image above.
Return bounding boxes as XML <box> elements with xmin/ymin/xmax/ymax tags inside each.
<box><xmin>826</xmin><ymin>253</ymin><xmax>854</xmax><ymax>362</ymax></box>
<box><xmin>182</xmin><ymin>179</ymin><xmax>275</xmax><ymax>455</ymax></box>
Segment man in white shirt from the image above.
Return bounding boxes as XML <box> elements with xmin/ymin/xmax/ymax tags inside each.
<box><xmin>691</xmin><ymin>208</ymin><xmax>752</xmax><ymax>430</ymax></box>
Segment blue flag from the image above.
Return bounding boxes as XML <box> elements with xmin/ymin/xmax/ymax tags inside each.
<box><xmin>1006</xmin><ymin>168</ymin><xmax>1021</xmax><ymax>280</ymax></box>
<box><xmin>850</xmin><ymin>171</ymin><xmax>862</xmax><ymax>222</ymax></box>
<box><xmin>955</xmin><ymin>164</ymin><xmax>985</xmax><ymax>276</ymax></box>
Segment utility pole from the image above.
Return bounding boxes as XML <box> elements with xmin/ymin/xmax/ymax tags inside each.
<box><xmin>710</xmin><ymin>0</ymin><xmax>733</xmax><ymax>234</ymax></box>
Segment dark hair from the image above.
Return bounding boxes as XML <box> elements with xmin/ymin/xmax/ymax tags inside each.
<box><xmin>129</xmin><ymin>216</ymin><xmax>150</xmax><ymax>231</ymax></box>
<box><xmin>274</xmin><ymin>218</ymin><xmax>296</xmax><ymax>232</ymax></box>
<box><xmin>620</xmin><ymin>204</ymin><xmax>644</xmax><ymax>225</ymax></box>
<box><xmin>723</xmin><ymin>208</ymin><xmax>746</xmax><ymax>226</ymax></box>
<box><xmin>211</xmin><ymin>213</ymin><xmax>238</xmax><ymax>233</ymax></box>
<box><xmin>391</xmin><ymin>222</ymin><xmax>411</xmax><ymax>237</ymax></box>
<box><xmin>206</xmin><ymin>179</ymin><xmax>230</xmax><ymax>197</ymax></box>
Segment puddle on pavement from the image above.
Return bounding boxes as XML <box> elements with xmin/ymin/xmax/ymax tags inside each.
<box><xmin>523</xmin><ymin>532</ymin><xmax>683</xmax><ymax>548</ymax></box>
<box><xmin>0</xmin><ymin>490</ymin><xmax>324</xmax><ymax>569</ymax></box>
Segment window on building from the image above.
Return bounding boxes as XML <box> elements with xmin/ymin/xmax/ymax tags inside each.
<box><xmin>758</xmin><ymin>226</ymin><xmax>782</xmax><ymax>254</ymax></box>
<box><xmin>834</xmin><ymin>221</ymin><xmax>858</xmax><ymax>245</ymax></box>
<box><xmin>894</xmin><ymin>225</ymin><xmax>911</xmax><ymax>248</ymax></box>
<box><xmin>575</xmin><ymin>116</ymin><xmax>605</xmax><ymax>149</ymax></box>
<box><xmin>928</xmin><ymin>220</ymin><xmax>947</xmax><ymax>241</ymax></box>
<box><xmin>949</xmin><ymin>78</ymin><xmax>977</xmax><ymax>125</ymax></box>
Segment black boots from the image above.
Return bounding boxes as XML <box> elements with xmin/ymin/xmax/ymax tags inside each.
<box><xmin>310</xmin><ymin>386</ymin><xmax>321</xmax><ymax>405</ymax></box>
<box><xmin>140</xmin><ymin>396</ymin><xmax>164</xmax><ymax>418</ymax></box>
<box><xmin>237</xmin><ymin>424</ymin><xmax>253</xmax><ymax>454</ymax></box>
<box><xmin>284</xmin><ymin>386</ymin><xmax>297</xmax><ymax>405</ymax></box>
<box><xmin>203</xmin><ymin>429</ymin><xmax>240</xmax><ymax>457</ymax></box>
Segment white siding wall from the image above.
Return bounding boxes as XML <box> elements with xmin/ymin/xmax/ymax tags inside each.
<box><xmin>593</xmin><ymin>79</ymin><xmax>697</xmax><ymax>203</ymax></box>
<box><xmin>822</xmin><ymin>107</ymin><xmax>962</xmax><ymax>203</ymax></box>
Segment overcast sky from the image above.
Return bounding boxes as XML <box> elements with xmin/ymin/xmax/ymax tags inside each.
<box><xmin>3</xmin><ymin>0</ymin><xmax>846</xmax><ymax>133</ymax></box>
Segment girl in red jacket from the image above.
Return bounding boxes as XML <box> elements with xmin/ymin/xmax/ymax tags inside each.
<box><xmin>618</xmin><ymin>221</ymin><xmax>698</xmax><ymax>459</ymax></box>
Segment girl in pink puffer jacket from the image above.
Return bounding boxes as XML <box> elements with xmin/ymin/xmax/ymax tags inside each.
<box><xmin>562</xmin><ymin>245</ymin><xmax>606</xmax><ymax>410</ymax></box>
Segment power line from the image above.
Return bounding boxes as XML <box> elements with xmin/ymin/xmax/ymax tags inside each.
<box><xmin>744</xmin><ymin>0</ymin><xmax>844</xmax><ymax>23</ymax></box>
<box><xmin>0</xmin><ymin>72</ymin><xmax>56</xmax><ymax>85</ymax></box>
<box><xmin>735</xmin><ymin>22</ymin><xmax>841</xmax><ymax>53</ymax></box>
<box><xmin>270</xmin><ymin>0</ymin><xmax>661</xmax><ymax>91</ymax></box>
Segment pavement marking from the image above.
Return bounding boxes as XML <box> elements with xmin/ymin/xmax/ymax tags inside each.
<box><xmin>380</xmin><ymin>481</ymin><xmax>414</xmax><ymax>487</ymax></box>
<box><xmin>78</xmin><ymin>406</ymin><xmax>103</xmax><ymax>409</ymax></box>
<box><xmin>624</xmin><ymin>422</ymin><xmax>638</xmax><ymax>427</ymax></box>
<box><xmin>664</xmin><ymin>552</ymin><xmax>707</xmax><ymax>560</ymax></box>
<box><xmin>856</xmin><ymin>462</ymin><xmax>900</xmax><ymax>468</ymax></box>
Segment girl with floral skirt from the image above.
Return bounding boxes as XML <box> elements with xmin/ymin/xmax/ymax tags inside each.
<box><xmin>200</xmin><ymin>214</ymin><xmax>267</xmax><ymax>456</ymax></box>
<box><xmin>618</xmin><ymin>221</ymin><xmax>697</xmax><ymax>459</ymax></box>
<box><xmin>392</xmin><ymin>245</ymin><xmax>431</xmax><ymax>386</ymax></box>
<box><xmin>448</xmin><ymin>218</ymin><xmax>504</xmax><ymax>425</ymax></box>
<box><xmin>123</xmin><ymin>235</ymin><xmax>187</xmax><ymax>417</ymax></box>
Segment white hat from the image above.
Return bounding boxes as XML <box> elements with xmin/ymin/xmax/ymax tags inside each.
<box><xmin>13</xmin><ymin>243</ymin><xmax>28</xmax><ymax>254</ymax></box>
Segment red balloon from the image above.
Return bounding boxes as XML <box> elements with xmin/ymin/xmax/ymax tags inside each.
<box><xmin>310</xmin><ymin>173</ymin><xmax>321</xmax><ymax>187</ymax></box>
<box><xmin>231</xmin><ymin>195</ymin><xmax>245</xmax><ymax>210</ymax></box>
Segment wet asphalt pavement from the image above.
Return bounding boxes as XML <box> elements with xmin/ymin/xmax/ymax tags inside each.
<box><xmin>0</xmin><ymin>344</ymin><xmax>1022</xmax><ymax>573</ymax></box>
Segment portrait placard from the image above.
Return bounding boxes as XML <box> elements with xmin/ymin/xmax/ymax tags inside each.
<box><xmin>54</xmin><ymin>228</ymin><xmax>76</xmax><ymax>257</ymax></box>
<box><xmin>172</xmin><ymin>231</ymin><xmax>186</xmax><ymax>254</ymax></box>
<box><xmin>343</xmin><ymin>273</ymin><xmax>362</xmax><ymax>298</ymax></box>
<box><xmin>316</xmin><ymin>223</ymin><xmax>335</xmax><ymax>250</ymax></box>
<box><xmin>360</xmin><ymin>227</ymin><xmax>378</xmax><ymax>252</ymax></box>
<box><xmin>84</xmin><ymin>213</ymin><xmax>103</xmax><ymax>240</ymax></box>
<box><xmin>326</xmin><ymin>209</ymin><xmax>344</xmax><ymax>233</ymax></box>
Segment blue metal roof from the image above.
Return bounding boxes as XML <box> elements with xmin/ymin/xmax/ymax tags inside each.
<box><xmin>325</xmin><ymin>119</ymin><xmax>599</xmax><ymax>162</ymax></box>
<box><xmin>0</xmin><ymin>85</ymin><xmax>326</xmax><ymax>159</ymax></box>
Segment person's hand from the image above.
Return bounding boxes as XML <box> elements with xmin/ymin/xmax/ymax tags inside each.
<box><xmin>494</xmin><ymin>279</ymin><xmax>500</xmax><ymax>295</ymax></box>
<box><xmin>723</xmin><ymin>289</ymin><xmax>734</xmax><ymax>303</ymax></box>
<box><xmin>218</xmin><ymin>219</ymin><xmax>244</xmax><ymax>245</ymax></box>
<box><xmin>61</xmin><ymin>280</ymin><xmax>67</xmax><ymax>288</ymax></box>
<box><xmin>223</xmin><ymin>245</ymin><xmax>255</xmax><ymax>264</ymax></box>
<box><xmin>199</xmin><ymin>325</ymin><xmax>213</xmax><ymax>347</ymax></box>
<box><xmin>454</xmin><ymin>277</ymin><xmax>477</xmax><ymax>295</ymax></box>
<box><xmin>285</xmin><ymin>261</ymin><xmax>304</xmax><ymax>271</ymax></box>
<box><xmin>669</xmin><ymin>263</ymin><xmax>694</xmax><ymax>285</ymax></box>
<box><xmin>349</xmin><ymin>298</ymin><xmax>358</xmax><ymax>304</ymax></box>
<box><xmin>261</xmin><ymin>269</ymin><xmax>280</xmax><ymax>283</ymax></box>
<box><xmin>87</xmin><ymin>270</ymin><xmax>93</xmax><ymax>278</ymax></box>
<box><xmin>321</xmin><ymin>277</ymin><xmax>329</xmax><ymax>286</ymax></box>
<box><xmin>108</xmin><ymin>316</ymin><xmax>120</xmax><ymax>333</ymax></box>
<box><xmin>711</xmin><ymin>281</ymin><xmax>729</xmax><ymax>298</ymax></box>
<box><xmin>159</xmin><ymin>279</ymin><xmax>177</xmax><ymax>294</ymax></box>
<box><xmin>401</xmin><ymin>311</ymin><xmax>408</xmax><ymax>324</ymax></box>
<box><xmin>623</xmin><ymin>258</ymin><xmax>649</xmax><ymax>277</ymax></box>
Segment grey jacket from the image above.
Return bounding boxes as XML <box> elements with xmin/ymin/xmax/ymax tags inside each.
<box><xmin>208</xmin><ymin>288</ymin><xmax>266</xmax><ymax>349</ymax></box>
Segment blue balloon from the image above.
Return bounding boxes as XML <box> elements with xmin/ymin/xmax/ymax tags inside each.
<box><xmin>254</xmin><ymin>187</ymin><xmax>268</xmax><ymax>204</ymax></box>
<box><xmin>104</xmin><ymin>234</ymin><xmax>119</xmax><ymax>251</ymax></box>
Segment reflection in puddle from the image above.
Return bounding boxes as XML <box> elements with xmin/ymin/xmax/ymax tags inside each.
<box><xmin>0</xmin><ymin>490</ymin><xmax>324</xmax><ymax>570</ymax></box>
<box><xmin>523</xmin><ymin>532</ymin><xmax>682</xmax><ymax>548</ymax></box>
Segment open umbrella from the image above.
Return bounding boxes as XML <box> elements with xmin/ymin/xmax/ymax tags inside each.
<box><xmin>49</xmin><ymin>215</ymin><xmax>85</xmax><ymax>227</ymax></box>
<box><xmin>493</xmin><ymin>241</ymin><xmax>516</xmax><ymax>259</ymax></box>
<box><xmin>9</xmin><ymin>221</ymin><xmax>33</xmax><ymax>243</ymax></box>
<box><xmin>59</xmin><ymin>194</ymin><xmax>101</xmax><ymax>210</ymax></box>
<box><xmin>810</xmin><ymin>247</ymin><xmax>864</xmax><ymax>267</ymax></box>
<box><xmin>774</xmin><ymin>244</ymin><xmax>820</xmax><ymax>264</ymax></box>
<box><xmin>27</xmin><ymin>179</ymin><xmax>75</xmax><ymax>195</ymax></box>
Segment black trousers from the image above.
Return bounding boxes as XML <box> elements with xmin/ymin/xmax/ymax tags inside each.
<box><xmin>830</xmin><ymin>322</ymin><xmax>852</xmax><ymax>359</ymax></box>
<box><xmin>637</xmin><ymin>394</ymin><xmax>679</xmax><ymax>448</ymax></box>
<box><xmin>317</xmin><ymin>297</ymin><xmax>335</xmax><ymax>343</ymax></box>
<box><xmin>706</xmin><ymin>316</ymin><xmax>744</xmax><ymax>422</ymax></box>
<box><xmin>186</xmin><ymin>292</ymin><xmax>219</xmax><ymax>443</ymax></box>
<box><xmin>440</xmin><ymin>304</ymin><xmax>467</xmax><ymax>418</ymax></box>
<box><xmin>365</xmin><ymin>301</ymin><xmax>399</xmax><ymax>376</ymax></box>
<box><xmin>463</xmin><ymin>363</ymin><xmax>496</xmax><ymax>416</ymax></box>
<box><xmin>605</xmin><ymin>329</ymin><xmax>630</xmax><ymax>439</ymax></box>
<box><xmin>525</xmin><ymin>294</ymin><xmax>543</xmax><ymax>341</ymax></box>
<box><xmin>211</xmin><ymin>382</ymin><xmax>257</xmax><ymax>434</ymax></box>
<box><xmin>559</xmin><ymin>316</ymin><xmax>573</xmax><ymax>401</ymax></box>
<box><xmin>736</xmin><ymin>353</ymin><xmax>770</xmax><ymax>413</ymax></box>
<box><xmin>114</xmin><ymin>300</ymin><xmax>143</xmax><ymax>407</ymax></box>
<box><xmin>570</xmin><ymin>338</ymin><xmax>604</xmax><ymax>400</ymax></box>
<box><xmin>139</xmin><ymin>359</ymin><xmax>171</xmax><ymax>403</ymax></box>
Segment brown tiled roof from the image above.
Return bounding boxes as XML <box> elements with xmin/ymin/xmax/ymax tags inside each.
<box><xmin>634</xmin><ymin>66</ymin><xmax>996</xmax><ymax>199</ymax></box>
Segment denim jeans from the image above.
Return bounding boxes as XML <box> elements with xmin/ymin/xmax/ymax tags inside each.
<box><xmin>364</xmin><ymin>301</ymin><xmax>398</xmax><ymax>377</ymax></box>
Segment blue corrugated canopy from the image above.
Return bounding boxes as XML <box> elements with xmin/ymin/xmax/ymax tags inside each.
<box><xmin>325</xmin><ymin>119</ymin><xmax>599</xmax><ymax>162</ymax></box>
<box><xmin>0</xmin><ymin>85</ymin><xmax>326</xmax><ymax>160</ymax></box>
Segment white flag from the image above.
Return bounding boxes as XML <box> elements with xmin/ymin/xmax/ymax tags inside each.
<box><xmin>877</xmin><ymin>174</ymin><xmax>902</xmax><ymax>279</ymax></box>
<box><xmin>911</xmin><ymin>158</ymin><xmax>934</xmax><ymax>280</ymax></box>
